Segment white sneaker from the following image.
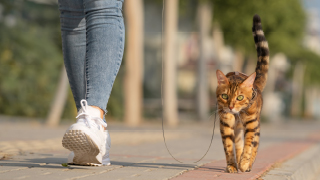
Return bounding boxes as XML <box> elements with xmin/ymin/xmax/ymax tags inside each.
<box><xmin>62</xmin><ymin>100</ymin><xmax>110</xmax><ymax>166</ymax></box>
<box><xmin>102</xmin><ymin>129</ymin><xmax>111</xmax><ymax>165</ymax></box>
<box><xmin>67</xmin><ymin>130</ymin><xmax>111</xmax><ymax>166</ymax></box>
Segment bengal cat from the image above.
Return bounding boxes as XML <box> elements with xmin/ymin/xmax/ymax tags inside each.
<box><xmin>216</xmin><ymin>14</ymin><xmax>269</xmax><ymax>173</ymax></box>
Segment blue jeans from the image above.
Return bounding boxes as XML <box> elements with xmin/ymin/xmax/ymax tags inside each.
<box><xmin>58</xmin><ymin>0</ymin><xmax>125</xmax><ymax>116</ymax></box>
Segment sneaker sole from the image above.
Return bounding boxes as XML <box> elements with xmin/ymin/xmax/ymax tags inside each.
<box><xmin>62</xmin><ymin>130</ymin><xmax>101</xmax><ymax>165</ymax></box>
<box><xmin>67</xmin><ymin>162</ymin><xmax>103</xmax><ymax>166</ymax></box>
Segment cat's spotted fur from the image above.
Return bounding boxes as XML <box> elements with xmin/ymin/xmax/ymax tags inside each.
<box><xmin>216</xmin><ymin>14</ymin><xmax>269</xmax><ymax>173</ymax></box>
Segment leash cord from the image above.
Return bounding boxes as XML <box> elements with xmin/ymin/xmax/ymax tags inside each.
<box><xmin>160</xmin><ymin>0</ymin><xmax>217</xmax><ymax>163</ymax></box>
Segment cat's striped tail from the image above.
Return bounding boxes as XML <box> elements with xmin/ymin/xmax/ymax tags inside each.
<box><xmin>252</xmin><ymin>14</ymin><xmax>269</xmax><ymax>91</ymax></box>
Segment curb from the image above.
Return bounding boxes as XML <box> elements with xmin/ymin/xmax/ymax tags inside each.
<box><xmin>262</xmin><ymin>144</ymin><xmax>320</xmax><ymax>180</ymax></box>
<box><xmin>171</xmin><ymin>131</ymin><xmax>320</xmax><ymax>180</ymax></box>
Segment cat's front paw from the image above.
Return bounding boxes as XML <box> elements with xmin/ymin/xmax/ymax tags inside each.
<box><xmin>239</xmin><ymin>159</ymin><xmax>250</xmax><ymax>172</ymax></box>
<box><xmin>226</xmin><ymin>165</ymin><xmax>238</xmax><ymax>173</ymax></box>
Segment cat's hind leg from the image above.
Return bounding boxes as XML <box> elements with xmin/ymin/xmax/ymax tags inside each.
<box><xmin>249</xmin><ymin>124</ymin><xmax>260</xmax><ymax>170</ymax></box>
<box><xmin>239</xmin><ymin>117</ymin><xmax>259</xmax><ymax>172</ymax></box>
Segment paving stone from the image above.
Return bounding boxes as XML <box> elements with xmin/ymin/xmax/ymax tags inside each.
<box><xmin>1</xmin><ymin>120</ymin><xmax>320</xmax><ymax>180</ymax></box>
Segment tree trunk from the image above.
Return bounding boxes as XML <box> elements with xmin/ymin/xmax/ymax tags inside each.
<box><xmin>197</xmin><ymin>3</ymin><xmax>212</xmax><ymax>121</ymax></box>
<box><xmin>124</xmin><ymin>0</ymin><xmax>144</xmax><ymax>126</ymax></box>
<box><xmin>233</xmin><ymin>50</ymin><xmax>244</xmax><ymax>72</ymax></box>
<box><xmin>304</xmin><ymin>86</ymin><xmax>316</xmax><ymax>118</ymax></box>
<box><xmin>46</xmin><ymin>66</ymin><xmax>69</xmax><ymax>126</ymax></box>
<box><xmin>291</xmin><ymin>62</ymin><xmax>305</xmax><ymax>117</ymax></box>
<box><xmin>212</xmin><ymin>24</ymin><xmax>224</xmax><ymax>61</ymax></box>
<box><xmin>164</xmin><ymin>0</ymin><xmax>179</xmax><ymax>126</ymax></box>
<box><xmin>245</xmin><ymin>57</ymin><xmax>256</xmax><ymax>75</ymax></box>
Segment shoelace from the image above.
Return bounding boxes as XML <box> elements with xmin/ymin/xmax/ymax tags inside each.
<box><xmin>76</xmin><ymin>100</ymin><xmax>108</xmax><ymax>129</ymax></box>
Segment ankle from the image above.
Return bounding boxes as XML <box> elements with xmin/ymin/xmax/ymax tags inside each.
<box><xmin>91</xmin><ymin>106</ymin><xmax>106</xmax><ymax>130</ymax></box>
<box><xmin>91</xmin><ymin>106</ymin><xmax>104</xmax><ymax>119</ymax></box>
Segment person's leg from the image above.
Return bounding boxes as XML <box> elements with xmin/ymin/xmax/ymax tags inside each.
<box><xmin>83</xmin><ymin>0</ymin><xmax>125</xmax><ymax>117</ymax></box>
<box><xmin>59</xmin><ymin>0</ymin><xmax>125</xmax><ymax>166</ymax></box>
<box><xmin>79</xmin><ymin>0</ymin><xmax>124</xmax><ymax>165</ymax></box>
<box><xmin>58</xmin><ymin>0</ymin><xmax>86</xmax><ymax>111</ymax></box>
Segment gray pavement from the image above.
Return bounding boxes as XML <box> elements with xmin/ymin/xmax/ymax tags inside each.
<box><xmin>262</xmin><ymin>143</ymin><xmax>320</xmax><ymax>180</ymax></box>
<box><xmin>1</xmin><ymin>117</ymin><xmax>320</xmax><ymax>180</ymax></box>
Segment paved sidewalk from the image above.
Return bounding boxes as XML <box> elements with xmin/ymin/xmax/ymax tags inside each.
<box><xmin>1</xmin><ymin>118</ymin><xmax>320</xmax><ymax>180</ymax></box>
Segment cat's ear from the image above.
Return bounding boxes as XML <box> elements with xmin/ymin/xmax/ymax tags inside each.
<box><xmin>241</xmin><ymin>72</ymin><xmax>256</xmax><ymax>88</ymax></box>
<box><xmin>216</xmin><ymin>70</ymin><xmax>229</xmax><ymax>85</ymax></box>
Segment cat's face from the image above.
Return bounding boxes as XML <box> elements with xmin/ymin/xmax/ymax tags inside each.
<box><xmin>216</xmin><ymin>70</ymin><xmax>256</xmax><ymax>114</ymax></box>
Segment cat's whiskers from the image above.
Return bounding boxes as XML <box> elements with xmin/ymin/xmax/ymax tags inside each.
<box><xmin>208</xmin><ymin>109</ymin><xmax>219</xmax><ymax>120</ymax></box>
<box><xmin>210</xmin><ymin>108</ymin><xmax>221</xmax><ymax>115</ymax></box>
<box><xmin>217</xmin><ymin>110</ymin><xmax>224</xmax><ymax>121</ymax></box>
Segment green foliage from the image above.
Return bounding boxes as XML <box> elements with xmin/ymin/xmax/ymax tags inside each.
<box><xmin>288</xmin><ymin>49</ymin><xmax>320</xmax><ymax>85</ymax></box>
<box><xmin>144</xmin><ymin>0</ymin><xmax>163</xmax><ymax>4</ymax></box>
<box><xmin>61</xmin><ymin>163</ymin><xmax>69</xmax><ymax>167</ymax></box>
<box><xmin>0</xmin><ymin>1</ymin><xmax>76</xmax><ymax>119</ymax></box>
<box><xmin>212</xmin><ymin>0</ymin><xmax>306</xmax><ymax>56</ymax></box>
<box><xmin>179</xmin><ymin>0</ymin><xmax>197</xmax><ymax>18</ymax></box>
<box><xmin>211</xmin><ymin>0</ymin><xmax>320</xmax><ymax>85</ymax></box>
<box><xmin>0</xmin><ymin>23</ymin><xmax>61</xmax><ymax>117</ymax></box>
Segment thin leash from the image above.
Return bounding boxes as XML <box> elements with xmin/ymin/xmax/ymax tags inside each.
<box><xmin>160</xmin><ymin>0</ymin><xmax>218</xmax><ymax>164</ymax></box>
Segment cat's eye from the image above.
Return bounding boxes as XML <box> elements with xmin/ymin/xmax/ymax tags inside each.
<box><xmin>221</xmin><ymin>94</ymin><xmax>228</xmax><ymax>100</ymax></box>
<box><xmin>237</xmin><ymin>95</ymin><xmax>244</xmax><ymax>101</ymax></box>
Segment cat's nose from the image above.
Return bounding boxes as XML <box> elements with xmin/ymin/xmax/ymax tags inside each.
<box><xmin>229</xmin><ymin>106</ymin><xmax>234</xmax><ymax>110</ymax></box>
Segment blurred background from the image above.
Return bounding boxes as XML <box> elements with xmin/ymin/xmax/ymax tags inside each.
<box><xmin>1</xmin><ymin>0</ymin><xmax>320</xmax><ymax>127</ymax></box>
